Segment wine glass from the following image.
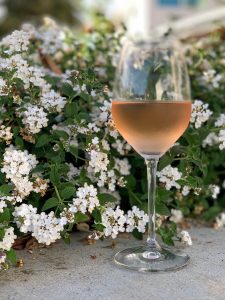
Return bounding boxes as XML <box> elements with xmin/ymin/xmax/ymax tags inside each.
<box><xmin>111</xmin><ymin>37</ymin><xmax>192</xmax><ymax>272</ymax></box>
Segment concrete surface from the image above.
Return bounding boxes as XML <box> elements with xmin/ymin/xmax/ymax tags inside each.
<box><xmin>0</xmin><ymin>226</ymin><xmax>225</xmax><ymax>300</ymax></box>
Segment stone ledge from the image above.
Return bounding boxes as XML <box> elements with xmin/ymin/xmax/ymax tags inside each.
<box><xmin>0</xmin><ymin>227</ymin><xmax>225</xmax><ymax>300</ymax></box>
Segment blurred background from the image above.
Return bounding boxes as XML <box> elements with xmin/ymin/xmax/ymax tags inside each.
<box><xmin>0</xmin><ymin>0</ymin><xmax>225</xmax><ymax>37</ymax></box>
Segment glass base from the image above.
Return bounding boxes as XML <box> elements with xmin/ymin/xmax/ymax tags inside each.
<box><xmin>114</xmin><ymin>245</ymin><xmax>190</xmax><ymax>272</ymax></box>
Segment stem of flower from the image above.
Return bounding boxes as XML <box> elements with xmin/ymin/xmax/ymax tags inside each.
<box><xmin>54</xmin><ymin>184</ymin><xmax>63</xmax><ymax>205</ymax></box>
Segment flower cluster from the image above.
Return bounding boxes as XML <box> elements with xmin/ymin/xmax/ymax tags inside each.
<box><xmin>200</xmin><ymin>69</ymin><xmax>222</xmax><ymax>90</ymax></box>
<box><xmin>179</xmin><ymin>230</ymin><xmax>192</xmax><ymax>246</ymax></box>
<box><xmin>70</xmin><ymin>183</ymin><xmax>99</xmax><ymax>214</ymax></box>
<box><xmin>170</xmin><ymin>209</ymin><xmax>183</xmax><ymax>224</ymax></box>
<box><xmin>214</xmin><ymin>213</ymin><xmax>225</xmax><ymax>229</ymax></box>
<box><xmin>157</xmin><ymin>165</ymin><xmax>182</xmax><ymax>190</ymax></box>
<box><xmin>190</xmin><ymin>100</ymin><xmax>212</xmax><ymax>129</ymax></box>
<box><xmin>0</xmin><ymin>125</ymin><xmax>13</xmax><ymax>144</ymax></box>
<box><xmin>21</xmin><ymin>105</ymin><xmax>48</xmax><ymax>134</ymax></box>
<box><xmin>126</xmin><ymin>206</ymin><xmax>148</xmax><ymax>233</ymax></box>
<box><xmin>100</xmin><ymin>207</ymin><xmax>126</xmax><ymax>239</ymax></box>
<box><xmin>0</xmin><ymin>227</ymin><xmax>17</xmax><ymax>251</ymax></box>
<box><xmin>1</xmin><ymin>30</ymin><xmax>31</xmax><ymax>54</ymax></box>
<box><xmin>1</xmin><ymin>147</ymin><xmax>37</xmax><ymax>198</ymax></box>
<box><xmin>13</xmin><ymin>204</ymin><xmax>63</xmax><ymax>245</ymax></box>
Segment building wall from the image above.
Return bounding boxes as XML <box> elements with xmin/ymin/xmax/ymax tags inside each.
<box><xmin>150</xmin><ymin>0</ymin><xmax>222</xmax><ymax>26</ymax></box>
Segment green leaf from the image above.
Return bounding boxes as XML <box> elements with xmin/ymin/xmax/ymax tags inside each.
<box><xmin>0</xmin><ymin>228</ymin><xmax>5</xmax><ymax>240</ymax></box>
<box><xmin>53</xmin><ymin>130</ymin><xmax>69</xmax><ymax>140</ymax></box>
<box><xmin>36</xmin><ymin>134</ymin><xmax>51</xmax><ymax>148</ymax></box>
<box><xmin>156</xmin><ymin>202</ymin><xmax>170</xmax><ymax>216</ymax></box>
<box><xmin>74</xmin><ymin>212</ymin><xmax>89</xmax><ymax>223</ymax></box>
<box><xmin>63</xmin><ymin>233</ymin><xmax>71</xmax><ymax>245</ymax></box>
<box><xmin>0</xmin><ymin>184</ymin><xmax>13</xmax><ymax>196</ymax></box>
<box><xmin>132</xmin><ymin>228</ymin><xmax>143</xmax><ymax>240</ymax></box>
<box><xmin>92</xmin><ymin>208</ymin><xmax>102</xmax><ymax>223</ymax></box>
<box><xmin>126</xmin><ymin>175</ymin><xmax>136</xmax><ymax>189</ymax></box>
<box><xmin>0</xmin><ymin>208</ymin><xmax>10</xmax><ymax>223</ymax></box>
<box><xmin>158</xmin><ymin>153</ymin><xmax>174</xmax><ymax>171</ymax></box>
<box><xmin>203</xmin><ymin>206</ymin><xmax>221</xmax><ymax>221</ymax></box>
<box><xmin>98</xmin><ymin>193</ymin><xmax>118</xmax><ymax>205</ymax></box>
<box><xmin>69</xmin><ymin>146</ymin><xmax>78</xmax><ymax>157</ymax></box>
<box><xmin>161</xmin><ymin>234</ymin><xmax>174</xmax><ymax>246</ymax></box>
<box><xmin>50</xmin><ymin>165</ymin><xmax>60</xmax><ymax>185</ymax></box>
<box><xmin>6</xmin><ymin>249</ymin><xmax>17</xmax><ymax>265</ymax></box>
<box><xmin>62</xmin><ymin>82</ymin><xmax>75</xmax><ymax>97</ymax></box>
<box><xmin>128</xmin><ymin>190</ymin><xmax>142</xmax><ymax>206</ymax></box>
<box><xmin>65</xmin><ymin>102</ymin><xmax>77</xmax><ymax>118</ymax></box>
<box><xmin>93</xmin><ymin>223</ymin><xmax>105</xmax><ymax>232</ymax></box>
<box><xmin>61</xmin><ymin>187</ymin><xmax>75</xmax><ymax>199</ymax></box>
<box><xmin>15</xmin><ymin>136</ymin><xmax>24</xmax><ymax>149</ymax></box>
<box><xmin>158</xmin><ymin>223</ymin><xmax>176</xmax><ymax>246</ymax></box>
<box><xmin>42</xmin><ymin>197</ymin><xmax>59</xmax><ymax>211</ymax></box>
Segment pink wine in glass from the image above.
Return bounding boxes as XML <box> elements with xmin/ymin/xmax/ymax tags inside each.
<box><xmin>112</xmin><ymin>101</ymin><xmax>192</xmax><ymax>157</ymax></box>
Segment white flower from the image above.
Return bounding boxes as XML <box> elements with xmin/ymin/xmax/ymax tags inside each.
<box><xmin>200</xmin><ymin>69</ymin><xmax>222</xmax><ymax>89</ymax></box>
<box><xmin>92</xmin><ymin>137</ymin><xmax>99</xmax><ymax>145</ymax></box>
<box><xmin>218</xmin><ymin>130</ymin><xmax>225</xmax><ymax>150</ymax></box>
<box><xmin>87</xmin><ymin>122</ymin><xmax>100</xmax><ymax>133</ymax></box>
<box><xmin>209</xmin><ymin>184</ymin><xmax>220</xmax><ymax>199</ymax></box>
<box><xmin>99</xmin><ymin>101</ymin><xmax>111</xmax><ymax>122</ymax></box>
<box><xmin>31</xmin><ymin>211</ymin><xmax>63</xmax><ymax>245</ymax></box>
<box><xmin>182</xmin><ymin>185</ymin><xmax>191</xmax><ymax>196</ymax></box>
<box><xmin>114</xmin><ymin>158</ymin><xmax>131</xmax><ymax>176</ymax></box>
<box><xmin>1</xmin><ymin>147</ymin><xmax>38</xmax><ymax>198</ymax></box>
<box><xmin>13</xmin><ymin>177</ymin><xmax>34</xmax><ymax>198</ymax></box>
<box><xmin>13</xmin><ymin>204</ymin><xmax>37</xmax><ymax>233</ymax></box>
<box><xmin>0</xmin><ymin>77</ymin><xmax>6</xmax><ymax>88</ymax></box>
<box><xmin>0</xmin><ymin>195</ymin><xmax>22</xmax><ymax>205</ymax></box>
<box><xmin>180</xmin><ymin>230</ymin><xmax>192</xmax><ymax>246</ymax></box>
<box><xmin>112</xmin><ymin>138</ymin><xmax>131</xmax><ymax>155</ymax></box>
<box><xmin>66</xmin><ymin>163</ymin><xmax>80</xmax><ymax>181</ymax></box>
<box><xmin>170</xmin><ymin>209</ymin><xmax>183</xmax><ymax>223</ymax></box>
<box><xmin>81</xmin><ymin>84</ymin><xmax>87</xmax><ymax>92</ymax></box>
<box><xmin>202</xmin><ymin>132</ymin><xmax>219</xmax><ymax>148</ymax></box>
<box><xmin>215</xmin><ymin>213</ymin><xmax>225</xmax><ymax>229</ymax></box>
<box><xmin>88</xmin><ymin>149</ymin><xmax>109</xmax><ymax>173</ymax></box>
<box><xmin>0</xmin><ymin>125</ymin><xmax>13</xmax><ymax>144</ymax></box>
<box><xmin>13</xmin><ymin>204</ymin><xmax>64</xmax><ymax>245</ymax></box>
<box><xmin>21</xmin><ymin>104</ymin><xmax>48</xmax><ymax>134</ymax></box>
<box><xmin>2</xmin><ymin>146</ymin><xmax>38</xmax><ymax>180</ymax></box>
<box><xmin>40</xmin><ymin>90</ymin><xmax>66</xmax><ymax>113</ymax></box>
<box><xmin>94</xmin><ymin>170</ymin><xmax>118</xmax><ymax>191</ymax></box>
<box><xmin>126</xmin><ymin>206</ymin><xmax>148</xmax><ymax>233</ymax></box>
<box><xmin>32</xmin><ymin>177</ymin><xmax>48</xmax><ymax>196</ymax></box>
<box><xmin>91</xmin><ymin>90</ymin><xmax>96</xmax><ymax>97</ymax></box>
<box><xmin>0</xmin><ymin>252</ymin><xmax>6</xmax><ymax>265</ymax></box>
<box><xmin>0</xmin><ymin>227</ymin><xmax>17</xmax><ymax>251</ymax></box>
<box><xmin>100</xmin><ymin>206</ymin><xmax>126</xmax><ymax>239</ymax></box>
<box><xmin>190</xmin><ymin>100</ymin><xmax>212</xmax><ymax>129</ymax></box>
<box><xmin>0</xmin><ymin>200</ymin><xmax>7</xmax><ymax>213</ymax></box>
<box><xmin>70</xmin><ymin>183</ymin><xmax>99</xmax><ymax>214</ymax></box>
<box><xmin>101</xmin><ymin>140</ymin><xmax>110</xmax><ymax>151</ymax></box>
<box><xmin>1</xmin><ymin>30</ymin><xmax>31</xmax><ymax>54</ymax></box>
<box><xmin>215</xmin><ymin>114</ymin><xmax>225</xmax><ymax>127</ymax></box>
<box><xmin>0</xmin><ymin>77</ymin><xmax>6</xmax><ymax>95</ymax></box>
<box><xmin>39</xmin><ymin>19</ymin><xmax>65</xmax><ymax>55</ymax></box>
<box><xmin>157</xmin><ymin>165</ymin><xmax>182</xmax><ymax>190</ymax></box>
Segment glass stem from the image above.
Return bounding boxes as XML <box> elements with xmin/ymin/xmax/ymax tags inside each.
<box><xmin>145</xmin><ymin>157</ymin><xmax>159</xmax><ymax>248</ymax></box>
